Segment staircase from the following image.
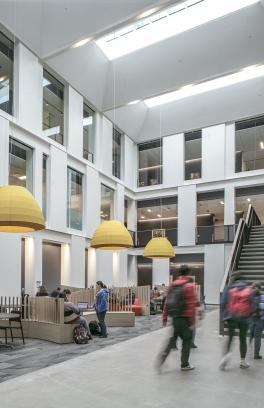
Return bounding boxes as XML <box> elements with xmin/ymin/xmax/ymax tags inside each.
<box><xmin>239</xmin><ymin>225</ymin><xmax>264</xmax><ymax>290</ymax></box>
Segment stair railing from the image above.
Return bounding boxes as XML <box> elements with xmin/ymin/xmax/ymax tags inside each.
<box><xmin>219</xmin><ymin>205</ymin><xmax>261</xmax><ymax>334</ymax></box>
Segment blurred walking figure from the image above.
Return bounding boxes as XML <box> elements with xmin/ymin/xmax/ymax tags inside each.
<box><xmin>220</xmin><ymin>272</ymin><xmax>254</xmax><ymax>370</ymax></box>
<box><xmin>157</xmin><ymin>265</ymin><xmax>197</xmax><ymax>371</ymax></box>
<box><xmin>249</xmin><ymin>282</ymin><xmax>264</xmax><ymax>359</ymax></box>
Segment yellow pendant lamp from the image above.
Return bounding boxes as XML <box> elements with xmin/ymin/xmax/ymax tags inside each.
<box><xmin>0</xmin><ymin>186</ymin><xmax>45</xmax><ymax>232</ymax></box>
<box><xmin>91</xmin><ymin>220</ymin><xmax>133</xmax><ymax>250</ymax></box>
<box><xmin>143</xmin><ymin>236</ymin><xmax>175</xmax><ymax>259</ymax></box>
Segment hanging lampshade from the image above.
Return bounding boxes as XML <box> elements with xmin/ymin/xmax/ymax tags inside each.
<box><xmin>0</xmin><ymin>186</ymin><xmax>45</xmax><ymax>232</ymax></box>
<box><xmin>143</xmin><ymin>237</ymin><xmax>175</xmax><ymax>259</ymax></box>
<box><xmin>91</xmin><ymin>220</ymin><xmax>133</xmax><ymax>250</ymax></box>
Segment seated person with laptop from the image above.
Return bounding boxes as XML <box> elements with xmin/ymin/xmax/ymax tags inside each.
<box><xmin>59</xmin><ymin>291</ymin><xmax>93</xmax><ymax>340</ymax></box>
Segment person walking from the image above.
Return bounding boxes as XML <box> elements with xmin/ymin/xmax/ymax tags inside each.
<box><xmin>250</xmin><ymin>282</ymin><xmax>264</xmax><ymax>360</ymax></box>
<box><xmin>219</xmin><ymin>272</ymin><xmax>254</xmax><ymax>370</ymax></box>
<box><xmin>94</xmin><ymin>281</ymin><xmax>109</xmax><ymax>338</ymax></box>
<box><xmin>157</xmin><ymin>265</ymin><xmax>198</xmax><ymax>371</ymax></box>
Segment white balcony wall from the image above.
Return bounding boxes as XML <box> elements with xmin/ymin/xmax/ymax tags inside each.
<box><xmin>49</xmin><ymin>145</ymin><xmax>67</xmax><ymax>232</ymax></box>
<box><xmin>163</xmin><ymin>133</ymin><xmax>184</xmax><ymax>187</ymax></box>
<box><xmin>16</xmin><ymin>43</ymin><xmax>42</xmax><ymax>135</ymax></box>
<box><xmin>202</xmin><ymin>124</ymin><xmax>226</xmax><ymax>182</ymax></box>
<box><xmin>66</xmin><ymin>86</ymin><xmax>83</xmax><ymax>158</ymax></box>
<box><xmin>178</xmin><ymin>185</ymin><xmax>197</xmax><ymax>246</ymax></box>
<box><xmin>224</xmin><ymin>185</ymin><xmax>235</xmax><ymax>225</ymax></box>
<box><xmin>115</xmin><ymin>183</ymin><xmax>125</xmax><ymax>222</ymax></box>
<box><xmin>225</xmin><ymin>123</ymin><xmax>236</xmax><ymax>178</ymax></box>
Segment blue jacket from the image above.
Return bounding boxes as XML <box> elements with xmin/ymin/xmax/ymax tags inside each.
<box><xmin>221</xmin><ymin>280</ymin><xmax>254</xmax><ymax>321</ymax></box>
<box><xmin>94</xmin><ymin>288</ymin><xmax>109</xmax><ymax>313</ymax></box>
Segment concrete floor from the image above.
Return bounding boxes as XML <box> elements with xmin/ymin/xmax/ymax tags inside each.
<box><xmin>0</xmin><ymin>309</ymin><xmax>263</xmax><ymax>408</ymax></box>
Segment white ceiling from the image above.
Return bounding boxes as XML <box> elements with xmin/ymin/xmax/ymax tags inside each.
<box><xmin>0</xmin><ymin>0</ymin><xmax>264</xmax><ymax>142</ymax></box>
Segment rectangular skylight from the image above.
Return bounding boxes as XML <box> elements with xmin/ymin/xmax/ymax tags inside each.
<box><xmin>145</xmin><ymin>64</ymin><xmax>264</xmax><ymax>108</ymax></box>
<box><xmin>96</xmin><ymin>0</ymin><xmax>259</xmax><ymax>60</ymax></box>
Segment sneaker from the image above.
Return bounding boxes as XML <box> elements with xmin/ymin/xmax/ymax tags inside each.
<box><xmin>191</xmin><ymin>344</ymin><xmax>198</xmax><ymax>349</ymax></box>
<box><xmin>181</xmin><ymin>365</ymin><xmax>195</xmax><ymax>371</ymax></box>
<box><xmin>240</xmin><ymin>360</ymin><xmax>250</xmax><ymax>369</ymax></box>
<box><xmin>254</xmin><ymin>355</ymin><xmax>262</xmax><ymax>360</ymax></box>
<box><xmin>87</xmin><ymin>334</ymin><xmax>93</xmax><ymax>340</ymax></box>
<box><xmin>219</xmin><ymin>352</ymin><xmax>232</xmax><ymax>371</ymax></box>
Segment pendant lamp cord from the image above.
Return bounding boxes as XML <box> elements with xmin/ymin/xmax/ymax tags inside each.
<box><xmin>159</xmin><ymin>108</ymin><xmax>163</xmax><ymax>233</ymax></box>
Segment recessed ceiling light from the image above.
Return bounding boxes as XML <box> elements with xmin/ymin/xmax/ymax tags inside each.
<box><xmin>157</xmin><ymin>214</ymin><xmax>161</xmax><ymax>218</ymax></box>
<box><xmin>0</xmin><ymin>75</ymin><xmax>7</xmax><ymax>82</ymax></box>
<box><xmin>220</xmin><ymin>201</ymin><xmax>224</xmax><ymax>205</ymax></box>
<box><xmin>128</xmin><ymin>100</ymin><xmax>140</xmax><ymax>105</ymax></box>
<box><xmin>147</xmin><ymin>209</ymin><xmax>152</xmax><ymax>213</ymax></box>
<box><xmin>72</xmin><ymin>38</ymin><xmax>90</xmax><ymax>49</ymax></box>
<box><xmin>138</xmin><ymin>7</ymin><xmax>159</xmax><ymax>19</ymax></box>
<box><xmin>260</xmin><ymin>141</ymin><xmax>264</xmax><ymax>150</ymax></box>
<box><xmin>247</xmin><ymin>198</ymin><xmax>251</xmax><ymax>202</ymax></box>
<box><xmin>18</xmin><ymin>175</ymin><xmax>27</xmax><ymax>180</ymax></box>
<box><xmin>141</xmin><ymin>215</ymin><xmax>145</xmax><ymax>219</ymax></box>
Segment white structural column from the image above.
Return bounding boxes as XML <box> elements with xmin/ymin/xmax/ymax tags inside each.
<box><xmin>85</xmin><ymin>165</ymin><xmax>100</xmax><ymax>238</ymax></box>
<box><xmin>124</xmin><ymin>135</ymin><xmax>137</xmax><ymax>190</ymax></box>
<box><xmin>152</xmin><ymin>259</ymin><xmax>169</xmax><ymax>286</ymax></box>
<box><xmin>34</xmin><ymin>147</ymin><xmax>43</xmax><ymax>208</ymax></box>
<box><xmin>0</xmin><ymin>234</ymin><xmax>21</xmax><ymax>297</ymax></box>
<box><xmin>163</xmin><ymin>133</ymin><xmax>184</xmax><ymax>187</ymax></box>
<box><xmin>113</xmin><ymin>250</ymin><xmax>128</xmax><ymax>287</ymax></box>
<box><xmin>96</xmin><ymin>251</ymin><xmax>114</xmax><ymax>286</ymax></box>
<box><xmin>127</xmin><ymin>254</ymin><xmax>137</xmax><ymax>286</ymax></box>
<box><xmin>0</xmin><ymin>116</ymin><xmax>9</xmax><ymax>185</ymax></box>
<box><xmin>87</xmin><ymin>247</ymin><xmax>97</xmax><ymax>287</ymax></box>
<box><xmin>127</xmin><ymin>199</ymin><xmax>137</xmax><ymax>232</ymax></box>
<box><xmin>16</xmin><ymin>43</ymin><xmax>42</xmax><ymax>135</ymax></box>
<box><xmin>49</xmin><ymin>145</ymin><xmax>67</xmax><ymax>232</ymax></box>
<box><xmin>224</xmin><ymin>185</ymin><xmax>235</xmax><ymax>226</ymax></box>
<box><xmin>204</xmin><ymin>244</ymin><xmax>225</xmax><ymax>304</ymax></box>
<box><xmin>115</xmin><ymin>183</ymin><xmax>125</xmax><ymax>222</ymax></box>
<box><xmin>178</xmin><ymin>185</ymin><xmax>197</xmax><ymax>246</ymax></box>
<box><xmin>61</xmin><ymin>243</ymin><xmax>71</xmax><ymax>286</ymax></box>
<box><xmin>66</xmin><ymin>86</ymin><xmax>83</xmax><ymax>158</ymax></box>
<box><xmin>70</xmin><ymin>235</ymin><xmax>86</xmax><ymax>288</ymax></box>
<box><xmin>225</xmin><ymin>123</ymin><xmax>235</xmax><ymax>177</ymax></box>
<box><xmin>24</xmin><ymin>235</ymin><xmax>42</xmax><ymax>296</ymax></box>
<box><xmin>202</xmin><ymin>124</ymin><xmax>225</xmax><ymax>181</ymax></box>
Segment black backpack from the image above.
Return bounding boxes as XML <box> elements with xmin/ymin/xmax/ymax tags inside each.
<box><xmin>165</xmin><ymin>281</ymin><xmax>188</xmax><ymax>317</ymax></box>
<box><xmin>89</xmin><ymin>320</ymin><xmax>101</xmax><ymax>336</ymax></box>
<box><xmin>73</xmin><ymin>324</ymin><xmax>89</xmax><ymax>344</ymax></box>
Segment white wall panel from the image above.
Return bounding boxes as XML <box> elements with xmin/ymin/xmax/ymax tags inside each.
<box><xmin>67</xmin><ymin>87</ymin><xmax>83</xmax><ymax>158</ymax></box>
<box><xmin>124</xmin><ymin>135</ymin><xmax>137</xmax><ymax>189</ymax></box>
<box><xmin>178</xmin><ymin>185</ymin><xmax>196</xmax><ymax>246</ymax></box>
<box><xmin>225</xmin><ymin>124</ymin><xmax>235</xmax><ymax>178</ymax></box>
<box><xmin>17</xmin><ymin>43</ymin><xmax>42</xmax><ymax>135</ymax></box>
<box><xmin>163</xmin><ymin>133</ymin><xmax>184</xmax><ymax>187</ymax></box>
<box><xmin>115</xmin><ymin>183</ymin><xmax>125</xmax><ymax>222</ymax></box>
<box><xmin>0</xmin><ymin>234</ymin><xmax>21</xmax><ymax>297</ymax></box>
<box><xmin>127</xmin><ymin>255</ymin><xmax>137</xmax><ymax>286</ymax></box>
<box><xmin>153</xmin><ymin>259</ymin><xmax>169</xmax><ymax>286</ymax></box>
<box><xmin>224</xmin><ymin>185</ymin><xmax>235</xmax><ymax>225</ymax></box>
<box><xmin>25</xmin><ymin>235</ymin><xmax>42</xmax><ymax>296</ymax></box>
<box><xmin>100</xmin><ymin>117</ymin><xmax>113</xmax><ymax>176</ymax></box>
<box><xmin>49</xmin><ymin>145</ymin><xmax>67</xmax><ymax>232</ymax></box>
<box><xmin>70</xmin><ymin>235</ymin><xmax>85</xmax><ymax>288</ymax></box>
<box><xmin>202</xmin><ymin>124</ymin><xmax>225</xmax><ymax>182</ymax></box>
<box><xmin>0</xmin><ymin>116</ymin><xmax>9</xmax><ymax>185</ymax></box>
<box><xmin>204</xmin><ymin>244</ymin><xmax>225</xmax><ymax>304</ymax></box>
<box><xmin>85</xmin><ymin>165</ymin><xmax>101</xmax><ymax>238</ymax></box>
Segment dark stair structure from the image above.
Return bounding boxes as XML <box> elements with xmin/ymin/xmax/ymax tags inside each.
<box><xmin>220</xmin><ymin>205</ymin><xmax>262</xmax><ymax>334</ymax></box>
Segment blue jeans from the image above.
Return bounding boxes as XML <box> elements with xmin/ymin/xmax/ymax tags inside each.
<box><xmin>96</xmin><ymin>310</ymin><xmax>107</xmax><ymax>336</ymax></box>
<box><xmin>74</xmin><ymin>316</ymin><xmax>91</xmax><ymax>336</ymax></box>
<box><xmin>250</xmin><ymin>318</ymin><xmax>264</xmax><ymax>357</ymax></box>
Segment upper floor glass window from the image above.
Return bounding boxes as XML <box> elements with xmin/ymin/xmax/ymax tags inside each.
<box><xmin>42</xmin><ymin>155</ymin><xmax>48</xmax><ymax>220</ymax></box>
<box><xmin>43</xmin><ymin>69</ymin><xmax>64</xmax><ymax>145</ymax></box>
<box><xmin>0</xmin><ymin>31</ymin><xmax>14</xmax><ymax>115</ymax></box>
<box><xmin>113</xmin><ymin>128</ymin><xmax>122</xmax><ymax>179</ymax></box>
<box><xmin>185</xmin><ymin>130</ymin><xmax>202</xmax><ymax>180</ymax></box>
<box><xmin>197</xmin><ymin>190</ymin><xmax>224</xmax><ymax>244</ymax></box>
<box><xmin>83</xmin><ymin>103</ymin><xmax>95</xmax><ymax>163</ymax></box>
<box><xmin>137</xmin><ymin>196</ymin><xmax>177</xmax><ymax>246</ymax></box>
<box><xmin>9</xmin><ymin>138</ymin><xmax>33</xmax><ymax>192</ymax></box>
<box><xmin>138</xmin><ymin>139</ymin><xmax>162</xmax><ymax>187</ymax></box>
<box><xmin>235</xmin><ymin>115</ymin><xmax>264</xmax><ymax>172</ymax></box>
<box><xmin>101</xmin><ymin>184</ymin><xmax>114</xmax><ymax>222</ymax></box>
<box><xmin>67</xmin><ymin>168</ymin><xmax>83</xmax><ymax>230</ymax></box>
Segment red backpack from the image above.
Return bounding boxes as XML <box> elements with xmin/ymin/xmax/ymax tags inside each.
<box><xmin>227</xmin><ymin>287</ymin><xmax>252</xmax><ymax>318</ymax></box>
